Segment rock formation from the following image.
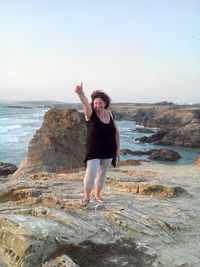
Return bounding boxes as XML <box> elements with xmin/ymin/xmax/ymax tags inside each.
<box><xmin>135</xmin><ymin>130</ymin><xmax>167</xmax><ymax>143</ymax></box>
<box><xmin>0</xmin><ymin>162</ymin><xmax>18</xmax><ymax>177</ymax></box>
<box><xmin>133</xmin><ymin>107</ymin><xmax>200</xmax><ymax>147</ymax></box>
<box><xmin>111</xmin><ymin>104</ymin><xmax>200</xmax><ymax>148</ymax></box>
<box><xmin>0</xmin><ymin>161</ymin><xmax>199</xmax><ymax>266</ymax></box>
<box><xmin>13</xmin><ymin>109</ymin><xmax>86</xmax><ymax>178</ymax></box>
<box><xmin>134</xmin><ymin>127</ymin><xmax>155</xmax><ymax>133</ymax></box>
<box><xmin>120</xmin><ymin>148</ymin><xmax>181</xmax><ymax>161</ymax></box>
<box><xmin>148</xmin><ymin>148</ymin><xmax>181</xmax><ymax>161</ymax></box>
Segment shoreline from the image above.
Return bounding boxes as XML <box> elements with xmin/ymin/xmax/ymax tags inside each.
<box><xmin>1</xmin><ymin>105</ymin><xmax>200</xmax><ymax>168</ymax></box>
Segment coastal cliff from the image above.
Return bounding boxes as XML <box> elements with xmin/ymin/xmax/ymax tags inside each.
<box><xmin>1</xmin><ymin>106</ymin><xmax>200</xmax><ymax>266</ymax></box>
<box><xmin>13</xmin><ymin>109</ymin><xmax>86</xmax><ymax>178</ymax></box>
<box><xmin>13</xmin><ymin>105</ymin><xmax>200</xmax><ymax>177</ymax></box>
<box><xmin>111</xmin><ymin>104</ymin><xmax>200</xmax><ymax>147</ymax></box>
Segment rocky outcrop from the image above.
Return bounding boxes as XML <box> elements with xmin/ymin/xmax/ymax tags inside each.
<box><xmin>121</xmin><ymin>149</ymin><xmax>150</xmax><ymax>156</ymax></box>
<box><xmin>148</xmin><ymin>149</ymin><xmax>181</xmax><ymax>161</ymax></box>
<box><xmin>0</xmin><ymin>162</ymin><xmax>18</xmax><ymax>177</ymax></box>
<box><xmin>133</xmin><ymin>107</ymin><xmax>200</xmax><ymax>147</ymax></box>
<box><xmin>155</xmin><ymin>123</ymin><xmax>200</xmax><ymax>147</ymax></box>
<box><xmin>134</xmin><ymin>128</ymin><xmax>155</xmax><ymax>133</ymax></box>
<box><xmin>121</xmin><ymin>148</ymin><xmax>181</xmax><ymax>161</ymax></box>
<box><xmin>13</xmin><ymin>109</ymin><xmax>86</xmax><ymax>178</ymax></box>
<box><xmin>135</xmin><ymin>130</ymin><xmax>167</xmax><ymax>143</ymax></box>
<box><xmin>0</xmin><ymin>161</ymin><xmax>199</xmax><ymax>266</ymax></box>
<box><xmin>111</xmin><ymin>104</ymin><xmax>200</xmax><ymax>148</ymax></box>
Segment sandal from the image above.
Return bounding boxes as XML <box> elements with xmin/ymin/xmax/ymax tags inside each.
<box><xmin>94</xmin><ymin>196</ymin><xmax>105</xmax><ymax>203</ymax></box>
<box><xmin>78</xmin><ymin>199</ymin><xmax>90</xmax><ymax>207</ymax></box>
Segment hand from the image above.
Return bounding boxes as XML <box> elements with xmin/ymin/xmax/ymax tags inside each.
<box><xmin>74</xmin><ymin>82</ymin><xmax>83</xmax><ymax>95</ymax></box>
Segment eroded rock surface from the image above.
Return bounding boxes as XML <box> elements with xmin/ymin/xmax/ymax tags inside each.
<box><xmin>111</xmin><ymin>104</ymin><xmax>200</xmax><ymax>147</ymax></box>
<box><xmin>133</xmin><ymin>107</ymin><xmax>200</xmax><ymax>147</ymax></box>
<box><xmin>0</xmin><ymin>161</ymin><xmax>200</xmax><ymax>266</ymax></box>
<box><xmin>13</xmin><ymin>109</ymin><xmax>86</xmax><ymax>178</ymax></box>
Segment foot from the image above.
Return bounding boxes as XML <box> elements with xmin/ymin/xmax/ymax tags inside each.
<box><xmin>94</xmin><ymin>196</ymin><xmax>105</xmax><ymax>203</ymax></box>
<box><xmin>78</xmin><ymin>198</ymin><xmax>90</xmax><ymax>207</ymax></box>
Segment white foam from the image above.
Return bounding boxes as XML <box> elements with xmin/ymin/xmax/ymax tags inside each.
<box><xmin>5</xmin><ymin>137</ymin><xmax>19</xmax><ymax>143</ymax></box>
<box><xmin>0</xmin><ymin>124</ymin><xmax>22</xmax><ymax>133</ymax></box>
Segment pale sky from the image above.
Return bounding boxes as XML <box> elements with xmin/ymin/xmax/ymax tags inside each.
<box><xmin>0</xmin><ymin>0</ymin><xmax>199</xmax><ymax>104</ymax></box>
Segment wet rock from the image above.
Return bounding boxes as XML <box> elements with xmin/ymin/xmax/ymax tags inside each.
<box><xmin>135</xmin><ymin>130</ymin><xmax>167</xmax><ymax>143</ymax></box>
<box><xmin>134</xmin><ymin>128</ymin><xmax>155</xmax><ymax>133</ymax></box>
<box><xmin>120</xmin><ymin>149</ymin><xmax>181</xmax><ymax>162</ymax></box>
<box><xmin>0</xmin><ymin>162</ymin><xmax>18</xmax><ymax>177</ymax></box>
<box><xmin>148</xmin><ymin>149</ymin><xmax>181</xmax><ymax>161</ymax></box>
<box><xmin>120</xmin><ymin>149</ymin><xmax>150</xmax><ymax>155</ymax></box>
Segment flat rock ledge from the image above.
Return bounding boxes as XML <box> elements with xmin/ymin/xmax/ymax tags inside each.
<box><xmin>0</xmin><ymin>161</ymin><xmax>199</xmax><ymax>266</ymax></box>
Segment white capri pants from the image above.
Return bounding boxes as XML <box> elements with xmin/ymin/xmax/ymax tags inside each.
<box><xmin>84</xmin><ymin>158</ymin><xmax>112</xmax><ymax>189</ymax></box>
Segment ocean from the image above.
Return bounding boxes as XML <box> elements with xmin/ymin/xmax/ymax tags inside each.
<box><xmin>0</xmin><ymin>103</ymin><xmax>199</xmax><ymax>167</ymax></box>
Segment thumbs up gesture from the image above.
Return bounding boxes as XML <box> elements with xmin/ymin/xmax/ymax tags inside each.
<box><xmin>74</xmin><ymin>82</ymin><xmax>83</xmax><ymax>95</ymax></box>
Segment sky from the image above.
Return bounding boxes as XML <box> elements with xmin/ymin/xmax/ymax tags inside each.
<box><xmin>0</xmin><ymin>0</ymin><xmax>199</xmax><ymax>104</ymax></box>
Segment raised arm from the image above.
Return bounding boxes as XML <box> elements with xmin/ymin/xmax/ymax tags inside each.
<box><xmin>74</xmin><ymin>82</ymin><xmax>92</xmax><ymax>120</ymax></box>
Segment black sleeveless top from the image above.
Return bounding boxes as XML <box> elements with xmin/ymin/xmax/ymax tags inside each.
<box><xmin>84</xmin><ymin>110</ymin><xmax>117</xmax><ymax>163</ymax></box>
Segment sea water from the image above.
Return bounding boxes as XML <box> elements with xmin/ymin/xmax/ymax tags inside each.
<box><xmin>0</xmin><ymin>105</ymin><xmax>48</xmax><ymax>166</ymax></box>
<box><xmin>0</xmin><ymin>104</ymin><xmax>199</xmax><ymax>167</ymax></box>
<box><xmin>117</xmin><ymin>120</ymin><xmax>200</xmax><ymax>165</ymax></box>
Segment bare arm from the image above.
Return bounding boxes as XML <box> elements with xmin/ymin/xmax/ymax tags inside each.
<box><xmin>74</xmin><ymin>82</ymin><xmax>92</xmax><ymax>120</ymax></box>
<box><xmin>113</xmin><ymin>120</ymin><xmax>120</xmax><ymax>157</ymax></box>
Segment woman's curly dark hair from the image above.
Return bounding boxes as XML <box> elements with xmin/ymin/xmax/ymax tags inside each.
<box><xmin>91</xmin><ymin>90</ymin><xmax>111</xmax><ymax>109</ymax></box>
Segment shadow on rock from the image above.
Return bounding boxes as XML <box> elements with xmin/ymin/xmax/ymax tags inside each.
<box><xmin>57</xmin><ymin>238</ymin><xmax>156</xmax><ymax>267</ymax></box>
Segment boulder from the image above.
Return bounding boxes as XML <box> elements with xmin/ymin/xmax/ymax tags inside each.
<box><xmin>120</xmin><ymin>148</ymin><xmax>181</xmax><ymax>161</ymax></box>
<box><xmin>120</xmin><ymin>149</ymin><xmax>150</xmax><ymax>155</ymax></box>
<box><xmin>13</xmin><ymin>109</ymin><xmax>86</xmax><ymax>177</ymax></box>
<box><xmin>0</xmin><ymin>162</ymin><xmax>18</xmax><ymax>177</ymax></box>
<box><xmin>148</xmin><ymin>149</ymin><xmax>181</xmax><ymax>161</ymax></box>
<box><xmin>134</xmin><ymin>128</ymin><xmax>155</xmax><ymax>133</ymax></box>
<box><xmin>135</xmin><ymin>130</ymin><xmax>167</xmax><ymax>143</ymax></box>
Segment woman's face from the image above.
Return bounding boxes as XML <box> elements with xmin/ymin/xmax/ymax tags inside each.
<box><xmin>93</xmin><ymin>97</ymin><xmax>106</xmax><ymax>111</ymax></box>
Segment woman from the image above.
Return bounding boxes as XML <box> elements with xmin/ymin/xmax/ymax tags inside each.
<box><xmin>74</xmin><ymin>82</ymin><xmax>120</xmax><ymax>206</ymax></box>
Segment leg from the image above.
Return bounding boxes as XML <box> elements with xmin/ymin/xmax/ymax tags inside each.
<box><xmin>79</xmin><ymin>159</ymin><xmax>100</xmax><ymax>206</ymax></box>
<box><xmin>94</xmin><ymin>158</ymin><xmax>112</xmax><ymax>202</ymax></box>
<box><xmin>83</xmin><ymin>188</ymin><xmax>92</xmax><ymax>200</ymax></box>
